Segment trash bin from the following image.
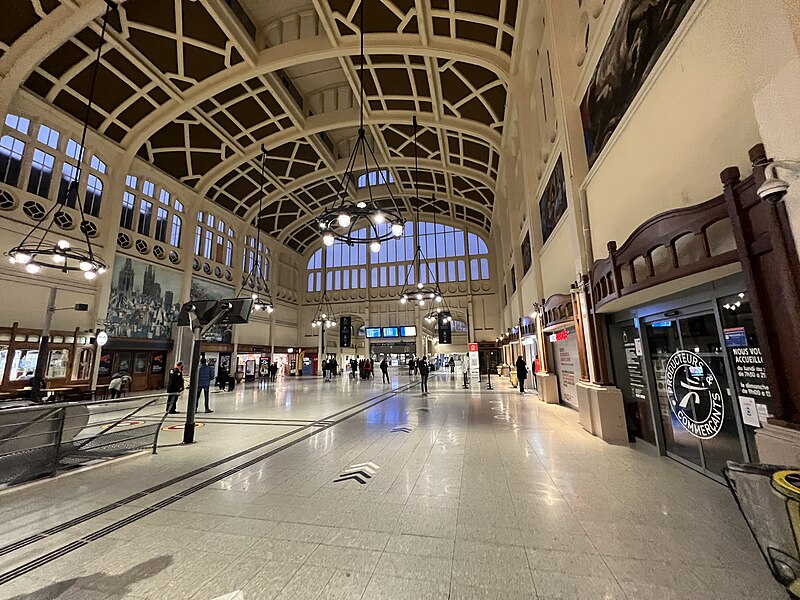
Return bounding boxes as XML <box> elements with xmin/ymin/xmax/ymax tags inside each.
<box><xmin>724</xmin><ymin>461</ymin><xmax>800</xmax><ymax>598</ymax></box>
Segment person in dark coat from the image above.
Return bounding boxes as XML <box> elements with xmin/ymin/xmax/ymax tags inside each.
<box><xmin>269</xmin><ymin>362</ymin><xmax>278</xmax><ymax>382</ymax></box>
<box><xmin>166</xmin><ymin>362</ymin><xmax>184</xmax><ymax>414</ymax></box>
<box><xmin>216</xmin><ymin>365</ymin><xmax>229</xmax><ymax>391</ymax></box>
<box><xmin>380</xmin><ymin>358</ymin><xmax>389</xmax><ymax>383</ymax></box>
<box><xmin>195</xmin><ymin>358</ymin><xmax>214</xmax><ymax>413</ymax></box>
<box><xmin>418</xmin><ymin>356</ymin><xmax>430</xmax><ymax>395</ymax></box>
<box><xmin>516</xmin><ymin>356</ymin><xmax>528</xmax><ymax>394</ymax></box>
<box><xmin>449</xmin><ymin>357</ymin><xmax>455</xmax><ymax>374</ymax></box>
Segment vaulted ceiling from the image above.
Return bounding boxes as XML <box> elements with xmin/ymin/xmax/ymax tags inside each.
<box><xmin>6</xmin><ymin>0</ymin><xmax>522</xmax><ymax>253</ymax></box>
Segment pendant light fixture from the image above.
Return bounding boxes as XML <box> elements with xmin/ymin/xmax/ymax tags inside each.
<box><xmin>239</xmin><ymin>145</ymin><xmax>274</xmax><ymax>312</ymax></box>
<box><xmin>315</xmin><ymin>1</ymin><xmax>405</xmax><ymax>251</ymax></box>
<box><xmin>399</xmin><ymin>116</ymin><xmax>446</xmax><ymax>310</ymax></box>
<box><xmin>311</xmin><ymin>256</ymin><xmax>337</xmax><ymax>329</ymax></box>
<box><xmin>4</xmin><ymin>2</ymin><xmax>115</xmax><ymax>279</ymax></box>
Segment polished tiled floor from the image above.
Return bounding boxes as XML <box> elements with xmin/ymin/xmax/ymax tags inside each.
<box><xmin>0</xmin><ymin>371</ymin><xmax>786</xmax><ymax>599</ymax></box>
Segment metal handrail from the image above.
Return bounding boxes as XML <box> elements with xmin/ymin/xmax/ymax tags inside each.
<box><xmin>0</xmin><ymin>392</ymin><xmax>172</xmax><ymax>487</ymax></box>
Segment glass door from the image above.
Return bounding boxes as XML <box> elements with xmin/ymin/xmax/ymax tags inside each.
<box><xmin>645</xmin><ymin>312</ymin><xmax>746</xmax><ymax>479</ymax></box>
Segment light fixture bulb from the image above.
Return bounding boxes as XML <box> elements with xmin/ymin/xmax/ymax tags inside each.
<box><xmin>15</xmin><ymin>252</ymin><xmax>31</xmax><ymax>265</ymax></box>
<box><xmin>417</xmin><ymin>282</ymin><xmax>423</xmax><ymax>289</ymax></box>
<box><xmin>370</xmin><ymin>241</ymin><xmax>381</xmax><ymax>253</ymax></box>
<box><xmin>98</xmin><ymin>267</ymin><xmax>106</xmax><ymax>275</ymax></box>
<box><xmin>323</xmin><ymin>233</ymin><xmax>335</xmax><ymax>246</ymax></box>
<box><xmin>26</xmin><ymin>263</ymin><xmax>41</xmax><ymax>274</ymax></box>
<box><xmin>337</xmin><ymin>213</ymin><xmax>352</xmax><ymax>228</ymax></box>
<box><xmin>57</xmin><ymin>240</ymin><xmax>70</xmax><ymax>249</ymax></box>
<box><xmin>400</xmin><ymin>297</ymin><xmax>407</xmax><ymax>304</ymax></box>
<box><xmin>435</xmin><ymin>295</ymin><xmax>442</xmax><ymax>303</ymax></box>
<box><xmin>84</xmin><ymin>270</ymin><xmax>97</xmax><ymax>280</ymax></box>
<box><xmin>267</xmin><ymin>305</ymin><xmax>274</xmax><ymax>313</ymax></box>
<box><xmin>319</xmin><ymin>222</ymin><xmax>327</xmax><ymax>230</ymax></box>
<box><xmin>356</xmin><ymin>201</ymin><xmax>367</xmax><ymax>209</ymax></box>
<box><xmin>79</xmin><ymin>261</ymin><xmax>92</xmax><ymax>272</ymax></box>
<box><xmin>391</xmin><ymin>222</ymin><xmax>403</xmax><ymax>237</ymax></box>
<box><xmin>252</xmin><ymin>293</ymin><xmax>259</xmax><ymax>300</ymax></box>
<box><xmin>419</xmin><ymin>300</ymin><xmax>425</xmax><ymax>306</ymax></box>
<box><xmin>52</xmin><ymin>254</ymin><xmax>65</xmax><ymax>264</ymax></box>
<box><xmin>416</xmin><ymin>293</ymin><xmax>423</xmax><ymax>300</ymax></box>
<box><xmin>322</xmin><ymin>313</ymin><xmax>327</xmax><ymax>318</ymax></box>
<box><xmin>374</xmin><ymin>212</ymin><xmax>385</xmax><ymax>224</ymax></box>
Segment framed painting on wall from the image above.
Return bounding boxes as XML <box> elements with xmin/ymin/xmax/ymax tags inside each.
<box><xmin>539</xmin><ymin>156</ymin><xmax>567</xmax><ymax>245</ymax></box>
<box><xmin>521</xmin><ymin>231</ymin><xmax>532</xmax><ymax>274</ymax></box>
<box><xmin>580</xmin><ymin>0</ymin><xmax>695</xmax><ymax>167</ymax></box>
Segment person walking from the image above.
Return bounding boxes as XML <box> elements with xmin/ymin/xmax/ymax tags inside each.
<box><xmin>195</xmin><ymin>358</ymin><xmax>214</xmax><ymax>413</ymax></box>
<box><xmin>269</xmin><ymin>362</ymin><xmax>278</xmax><ymax>382</ymax></box>
<box><xmin>408</xmin><ymin>357</ymin><xmax>416</xmax><ymax>377</ymax></box>
<box><xmin>380</xmin><ymin>358</ymin><xmax>389</xmax><ymax>383</ymax></box>
<box><xmin>166</xmin><ymin>362</ymin><xmax>184</xmax><ymax>414</ymax></box>
<box><xmin>448</xmin><ymin>356</ymin><xmax>455</xmax><ymax>374</ymax></box>
<box><xmin>418</xmin><ymin>356</ymin><xmax>430</xmax><ymax>395</ymax></box>
<box><xmin>516</xmin><ymin>355</ymin><xmax>528</xmax><ymax>394</ymax></box>
<box><xmin>322</xmin><ymin>356</ymin><xmax>329</xmax><ymax>382</ymax></box>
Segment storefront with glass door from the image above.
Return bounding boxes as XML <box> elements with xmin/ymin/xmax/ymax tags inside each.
<box><xmin>607</xmin><ymin>274</ymin><xmax>764</xmax><ymax>481</ymax></box>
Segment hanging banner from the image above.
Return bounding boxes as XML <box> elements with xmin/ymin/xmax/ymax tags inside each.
<box><xmin>468</xmin><ymin>343</ymin><xmax>480</xmax><ymax>379</ymax></box>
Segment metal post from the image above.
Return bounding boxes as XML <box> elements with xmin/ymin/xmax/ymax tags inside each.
<box><xmin>183</xmin><ymin>328</ymin><xmax>202</xmax><ymax>444</ymax></box>
<box><xmin>487</xmin><ymin>355</ymin><xmax>493</xmax><ymax>390</ymax></box>
<box><xmin>50</xmin><ymin>407</ymin><xmax>67</xmax><ymax>476</ymax></box>
<box><xmin>32</xmin><ymin>287</ymin><xmax>57</xmax><ymax>400</ymax></box>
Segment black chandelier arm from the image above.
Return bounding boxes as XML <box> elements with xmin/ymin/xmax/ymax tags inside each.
<box><xmin>336</xmin><ymin>134</ymin><xmax>362</xmax><ymax>204</ymax></box>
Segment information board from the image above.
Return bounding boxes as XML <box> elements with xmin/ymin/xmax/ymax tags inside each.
<box><xmin>468</xmin><ymin>343</ymin><xmax>480</xmax><ymax>379</ymax></box>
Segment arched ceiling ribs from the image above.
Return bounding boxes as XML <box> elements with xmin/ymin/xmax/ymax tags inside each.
<box><xmin>236</xmin><ymin>156</ymin><xmax>496</xmax><ymax>225</ymax></box>
<box><xmin>197</xmin><ymin>116</ymin><xmax>499</xmax><ymax>199</ymax></box>
<box><xmin>123</xmin><ymin>36</ymin><xmax>511</xmax><ymax>152</ymax></box>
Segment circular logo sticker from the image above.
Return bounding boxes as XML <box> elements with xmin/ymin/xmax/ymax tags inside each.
<box><xmin>665</xmin><ymin>351</ymin><xmax>724</xmax><ymax>439</ymax></box>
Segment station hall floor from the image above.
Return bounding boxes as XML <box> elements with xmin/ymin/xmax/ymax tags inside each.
<box><xmin>0</xmin><ymin>371</ymin><xmax>785</xmax><ymax>600</ymax></box>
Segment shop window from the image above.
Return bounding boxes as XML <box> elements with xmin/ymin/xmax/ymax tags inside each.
<box><xmin>9</xmin><ymin>349</ymin><xmax>38</xmax><ymax>381</ymax></box>
<box><xmin>73</xmin><ymin>348</ymin><xmax>93</xmax><ymax>380</ymax></box>
<box><xmin>0</xmin><ymin>135</ymin><xmax>24</xmax><ymax>186</ymax></box>
<box><xmin>47</xmin><ymin>350</ymin><xmax>69</xmax><ymax>379</ymax></box>
<box><xmin>27</xmin><ymin>149</ymin><xmax>54</xmax><ymax>199</ymax></box>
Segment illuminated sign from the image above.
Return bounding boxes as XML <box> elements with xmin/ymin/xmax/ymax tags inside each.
<box><xmin>400</xmin><ymin>326</ymin><xmax>416</xmax><ymax>337</ymax></box>
<box><xmin>365</xmin><ymin>328</ymin><xmax>382</xmax><ymax>338</ymax></box>
<box><xmin>382</xmin><ymin>327</ymin><xmax>399</xmax><ymax>338</ymax></box>
<box><xmin>548</xmin><ymin>330</ymin><xmax>570</xmax><ymax>343</ymax></box>
<box><xmin>96</xmin><ymin>331</ymin><xmax>108</xmax><ymax>346</ymax></box>
<box><xmin>651</xmin><ymin>320</ymin><xmax>673</xmax><ymax>328</ymax></box>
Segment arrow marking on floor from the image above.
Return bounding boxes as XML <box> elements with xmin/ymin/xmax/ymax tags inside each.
<box><xmin>334</xmin><ymin>462</ymin><xmax>381</xmax><ymax>484</ymax></box>
<box><xmin>391</xmin><ymin>426</ymin><xmax>413</xmax><ymax>433</ymax></box>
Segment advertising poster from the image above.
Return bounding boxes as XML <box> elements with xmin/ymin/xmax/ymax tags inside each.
<box><xmin>554</xmin><ymin>330</ymin><xmax>579</xmax><ymax>410</ymax></box>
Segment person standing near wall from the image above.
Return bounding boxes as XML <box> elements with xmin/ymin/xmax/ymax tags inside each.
<box><xmin>419</xmin><ymin>356</ymin><xmax>430</xmax><ymax>395</ymax></box>
<box><xmin>166</xmin><ymin>362</ymin><xmax>184</xmax><ymax>414</ymax></box>
<box><xmin>195</xmin><ymin>358</ymin><xmax>214</xmax><ymax>413</ymax></box>
<box><xmin>516</xmin><ymin>356</ymin><xmax>528</xmax><ymax>394</ymax></box>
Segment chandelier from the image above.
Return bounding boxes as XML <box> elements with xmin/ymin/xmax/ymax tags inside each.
<box><xmin>315</xmin><ymin>1</ymin><xmax>405</xmax><ymax>251</ymax></box>
<box><xmin>399</xmin><ymin>117</ymin><xmax>446</xmax><ymax>309</ymax></box>
<box><xmin>5</xmin><ymin>3</ymin><xmax>114</xmax><ymax>279</ymax></box>
<box><xmin>239</xmin><ymin>145</ymin><xmax>274</xmax><ymax>312</ymax></box>
<box><xmin>311</xmin><ymin>290</ymin><xmax>338</xmax><ymax>329</ymax></box>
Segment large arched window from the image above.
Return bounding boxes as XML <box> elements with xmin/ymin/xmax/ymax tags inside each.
<box><xmin>306</xmin><ymin>221</ymin><xmax>490</xmax><ymax>292</ymax></box>
<box><xmin>468</xmin><ymin>232</ymin><xmax>490</xmax><ymax>280</ymax></box>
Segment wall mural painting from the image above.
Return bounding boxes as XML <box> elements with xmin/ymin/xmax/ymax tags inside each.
<box><xmin>106</xmin><ymin>255</ymin><xmax>183</xmax><ymax>339</ymax></box>
<box><xmin>521</xmin><ymin>231</ymin><xmax>532</xmax><ymax>274</ymax></box>
<box><xmin>580</xmin><ymin>0</ymin><xmax>695</xmax><ymax>167</ymax></box>
<box><xmin>539</xmin><ymin>156</ymin><xmax>567</xmax><ymax>245</ymax></box>
<box><xmin>190</xmin><ymin>277</ymin><xmax>235</xmax><ymax>343</ymax></box>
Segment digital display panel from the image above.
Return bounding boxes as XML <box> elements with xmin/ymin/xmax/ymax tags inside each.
<box><xmin>365</xmin><ymin>328</ymin><xmax>382</xmax><ymax>338</ymax></box>
<box><xmin>382</xmin><ymin>327</ymin><xmax>399</xmax><ymax>338</ymax></box>
<box><xmin>400</xmin><ymin>326</ymin><xmax>416</xmax><ymax>337</ymax></box>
